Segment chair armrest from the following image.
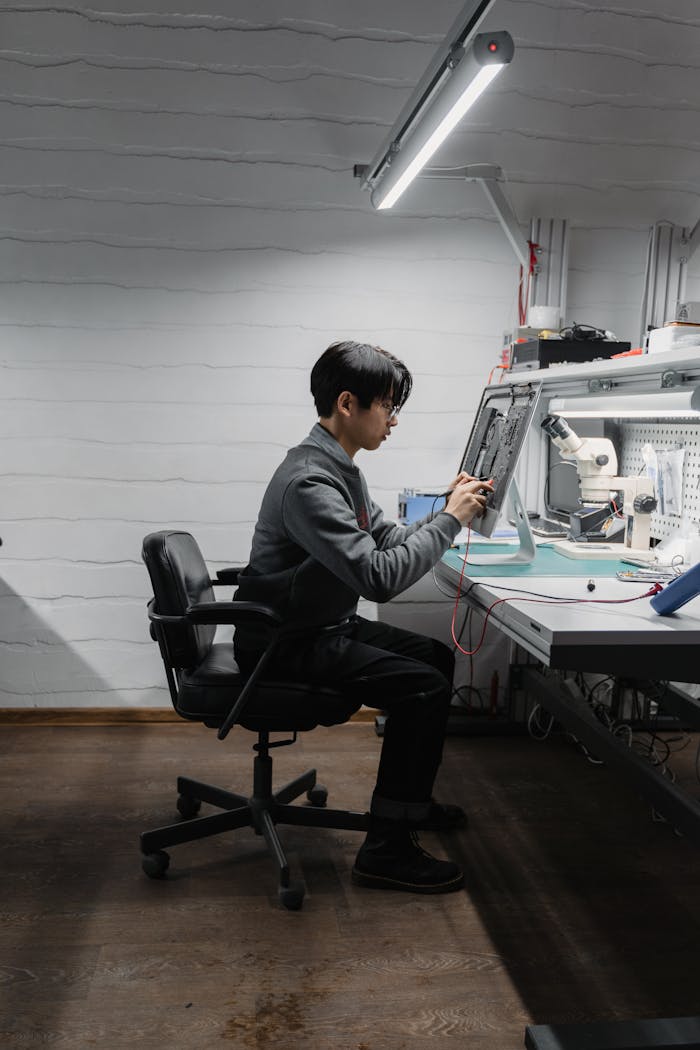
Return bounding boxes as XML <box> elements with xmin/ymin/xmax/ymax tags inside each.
<box><xmin>214</xmin><ymin>566</ymin><xmax>243</xmax><ymax>585</ymax></box>
<box><xmin>185</xmin><ymin>600</ymin><xmax>282</xmax><ymax>628</ymax></box>
<box><xmin>213</xmin><ymin>614</ymin><xmax>354</xmax><ymax>741</ymax></box>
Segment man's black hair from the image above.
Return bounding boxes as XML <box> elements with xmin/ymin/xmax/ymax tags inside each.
<box><xmin>310</xmin><ymin>340</ymin><xmax>413</xmax><ymax>418</ymax></box>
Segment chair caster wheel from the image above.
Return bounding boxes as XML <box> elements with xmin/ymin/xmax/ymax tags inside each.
<box><xmin>307</xmin><ymin>784</ymin><xmax>328</xmax><ymax>807</ymax></box>
<box><xmin>279</xmin><ymin>881</ymin><xmax>305</xmax><ymax>910</ymax></box>
<box><xmin>177</xmin><ymin>794</ymin><xmax>202</xmax><ymax>819</ymax></box>
<box><xmin>142</xmin><ymin>850</ymin><xmax>170</xmax><ymax>878</ymax></box>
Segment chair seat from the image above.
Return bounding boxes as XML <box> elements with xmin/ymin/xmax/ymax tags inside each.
<box><xmin>177</xmin><ymin>643</ymin><xmax>360</xmax><ymax>731</ymax></box>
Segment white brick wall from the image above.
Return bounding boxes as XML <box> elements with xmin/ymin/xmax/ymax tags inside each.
<box><xmin>0</xmin><ymin>1</ymin><xmax>697</xmax><ymax>707</ymax></box>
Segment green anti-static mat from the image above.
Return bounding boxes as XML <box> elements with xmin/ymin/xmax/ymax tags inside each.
<box><xmin>442</xmin><ymin>543</ymin><xmax>629</xmax><ymax>578</ymax></box>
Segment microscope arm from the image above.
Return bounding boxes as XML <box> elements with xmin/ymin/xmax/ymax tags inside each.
<box><xmin>558</xmin><ymin>437</ymin><xmax>619</xmax><ymax>503</ymax></box>
<box><xmin>541</xmin><ymin>414</ymin><xmax>656</xmax><ymax>550</ymax></box>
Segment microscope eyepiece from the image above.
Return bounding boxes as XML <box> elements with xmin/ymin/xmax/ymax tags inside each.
<box><xmin>541</xmin><ymin>414</ymin><xmax>572</xmax><ymax>440</ymax></box>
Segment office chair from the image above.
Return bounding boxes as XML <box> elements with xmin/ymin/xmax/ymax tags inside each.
<box><xmin>140</xmin><ymin>530</ymin><xmax>370</xmax><ymax>909</ymax></box>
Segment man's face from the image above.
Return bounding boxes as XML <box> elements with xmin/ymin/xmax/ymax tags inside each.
<box><xmin>324</xmin><ymin>390</ymin><xmax>400</xmax><ymax>458</ymax></box>
<box><xmin>353</xmin><ymin>396</ymin><xmax>399</xmax><ymax>451</ymax></box>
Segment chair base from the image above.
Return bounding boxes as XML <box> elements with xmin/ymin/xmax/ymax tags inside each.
<box><xmin>140</xmin><ymin>752</ymin><xmax>370</xmax><ymax>909</ymax></box>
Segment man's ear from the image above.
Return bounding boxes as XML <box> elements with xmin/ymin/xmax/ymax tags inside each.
<box><xmin>336</xmin><ymin>390</ymin><xmax>354</xmax><ymax>417</ymax></box>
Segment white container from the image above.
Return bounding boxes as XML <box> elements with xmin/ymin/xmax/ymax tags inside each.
<box><xmin>648</xmin><ymin>324</ymin><xmax>700</xmax><ymax>354</ymax></box>
<box><xmin>528</xmin><ymin>304</ymin><xmax>561</xmax><ymax>330</ymax></box>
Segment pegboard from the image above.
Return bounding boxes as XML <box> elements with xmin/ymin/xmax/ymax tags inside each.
<box><xmin>619</xmin><ymin>422</ymin><xmax>700</xmax><ymax>541</ymax></box>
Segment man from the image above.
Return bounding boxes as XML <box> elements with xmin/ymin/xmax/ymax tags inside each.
<box><xmin>234</xmin><ymin>340</ymin><xmax>492</xmax><ymax>894</ymax></box>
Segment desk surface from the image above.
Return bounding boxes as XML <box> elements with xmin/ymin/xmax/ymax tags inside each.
<box><xmin>442</xmin><ymin>542</ymin><xmax>628</xmax><ymax>578</ymax></box>
<box><xmin>440</xmin><ymin>546</ymin><xmax>700</xmax><ymax>681</ymax></box>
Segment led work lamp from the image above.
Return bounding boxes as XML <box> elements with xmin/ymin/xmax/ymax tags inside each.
<box><xmin>370</xmin><ymin>31</ymin><xmax>514</xmax><ymax>211</ymax></box>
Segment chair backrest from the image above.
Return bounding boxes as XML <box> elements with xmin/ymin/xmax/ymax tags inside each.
<box><xmin>142</xmin><ymin>531</ymin><xmax>216</xmax><ymax>669</ymax></box>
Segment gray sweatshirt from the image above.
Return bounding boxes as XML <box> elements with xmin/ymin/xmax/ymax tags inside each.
<box><xmin>234</xmin><ymin>423</ymin><xmax>460</xmax><ymax>651</ymax></box>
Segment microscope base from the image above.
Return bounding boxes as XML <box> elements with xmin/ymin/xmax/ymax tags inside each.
<box><xmin>552</xmin><ymin>540</ymin><xmax>653</xmax><ymax>562</ymax></box>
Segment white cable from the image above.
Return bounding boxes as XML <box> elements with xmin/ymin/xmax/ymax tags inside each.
<box><xmin>527</xmin><ymin>703</ymin><xmax>554</xmax><ymax>740</ymax></box>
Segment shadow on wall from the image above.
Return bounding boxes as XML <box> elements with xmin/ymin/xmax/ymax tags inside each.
<box><xmin>0</xmin><ymin>578</ymin><xmax>169</xmax><ymax>710</ymax></box>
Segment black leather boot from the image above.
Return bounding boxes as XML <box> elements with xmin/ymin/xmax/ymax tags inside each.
<box><xmin>412</xmin><ymin>800</ymin><xmax>468</xmax><ymax>832</ymax></box>
<box><xmin>351</xmin><ymin>817</ymin><xmax>464</xmax><ymax>894</ymax></box>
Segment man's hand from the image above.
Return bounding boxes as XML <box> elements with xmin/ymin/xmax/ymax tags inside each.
<box><xmin>444</xmin><ymin>478</ymin><xmax>494</xmax><ymax>526</ymax></box>
<box><xmin>446</xmin><ymin>470</ymin><xmax>477</xmax><ymax>491</ymax></box>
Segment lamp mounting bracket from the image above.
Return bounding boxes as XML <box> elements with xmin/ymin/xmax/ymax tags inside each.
<box><xmin>379</xmin><ymin>160</ymin><xmax>528</xmax><ymax>268</ymax></box>
<box><xmin>447</xmin><ymin>43</ymin><xmax>465</xmax><ymax>69</ymax></box>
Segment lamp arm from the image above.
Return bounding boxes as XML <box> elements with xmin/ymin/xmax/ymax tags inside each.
<box><xmin>477</xmin><ymin>177</ymin><xmax>530</xmax><ymax>269</ymax></box>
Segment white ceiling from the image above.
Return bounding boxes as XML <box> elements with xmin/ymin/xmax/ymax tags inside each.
<box><xmin>363</xmin><ymin>0</ymin><xmax>700</xmax><ymax>228</ymax></box>
<box><xmin>1</xmin><ymin>1</ymin><xmax>696</xmax><ymax>233</ymax></box>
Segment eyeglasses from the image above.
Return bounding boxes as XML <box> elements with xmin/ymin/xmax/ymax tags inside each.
<box><xmin>379</xmin><ymin>399</ymin><xmax>400</xmax><ymax>420</ymax></box>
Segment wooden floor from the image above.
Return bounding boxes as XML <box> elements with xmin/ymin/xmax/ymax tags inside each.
<box><xmin>2</xmin><ymin>721</ymin><xmax>700</xmax><ymax>1049</ymax></box>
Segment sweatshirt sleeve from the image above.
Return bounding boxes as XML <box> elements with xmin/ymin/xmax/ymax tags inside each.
<box><xmin>281</xmin><ymin>472</ymin><xmax>461</xmax><ymax>603</ymax></box>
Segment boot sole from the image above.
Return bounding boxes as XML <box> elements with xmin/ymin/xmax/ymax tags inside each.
<box><xmin>351</xmin><ymin>866</ymin><xmax>465</xmax><ymax>894</ymax></box>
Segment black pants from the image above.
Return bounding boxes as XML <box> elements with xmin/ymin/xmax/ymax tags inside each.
<box><xmin>238</xmin><ymin>617</ymin><xmax>454</xmax><ymax>821</ymax></box>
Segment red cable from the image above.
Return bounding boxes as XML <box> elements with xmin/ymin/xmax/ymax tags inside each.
<box><xmin>450</xmin><ymin>530</ymin><xmax>663</xmax><ymax>657</ymax></box>
<box><xmin>486</xmin><ymin>364</ymin><xmax>508</xmax><ymax>385</ymax></box>
<box><xmin>518</xmin><ymin>240</ymin><xmax>540</xmax><ymax>327</ymax></box>
<box><xmin>518</xmin><ymin>266</ymin><xmax>527</xmax><ymax>327</ymax></box>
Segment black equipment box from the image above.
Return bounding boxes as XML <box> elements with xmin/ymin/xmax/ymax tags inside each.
<box><xmin>510</xmin><ymin>338</ymin><xmax>631</xmax><ymax>371</ymax></box>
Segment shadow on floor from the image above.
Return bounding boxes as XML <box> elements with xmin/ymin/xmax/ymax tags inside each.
<box><xmin>439</xmin><ymin>730</ymin><xmax>700</xmax><ymax>1026</ymax></box>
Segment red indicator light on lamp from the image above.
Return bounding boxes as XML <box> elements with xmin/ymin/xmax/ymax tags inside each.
<box><xmin>488</xmin><ymin>40</ymin><xmax>498</xmax><ymax>52</ymax></box>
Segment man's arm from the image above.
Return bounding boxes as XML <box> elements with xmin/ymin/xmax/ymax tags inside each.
<box><xmin>369</xmin><ymin>468</ymin><xmax>479</xmax><ymax>549</ymax></box>
<box><xmin>282</xmin><ymin>473</ymin><xmax>461</xmax><ymax>604</ymax></box>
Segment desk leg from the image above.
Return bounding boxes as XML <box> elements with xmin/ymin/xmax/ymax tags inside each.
<box><xmin>522</xmin><ymin>667</ymin><xmax>700</xmax><ymax>846</ymax></box>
